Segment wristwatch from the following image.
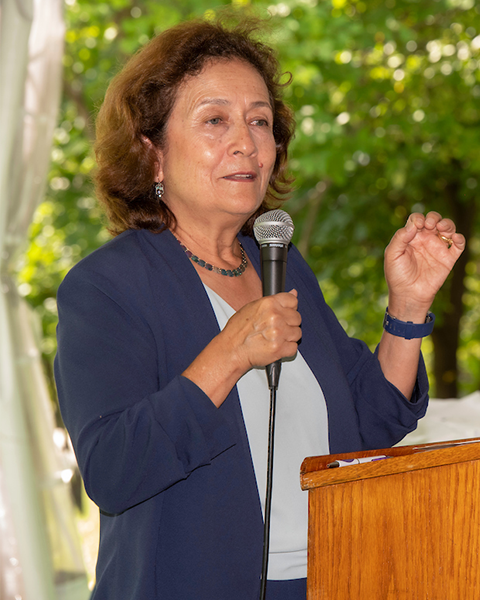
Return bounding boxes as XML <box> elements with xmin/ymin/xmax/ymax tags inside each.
<box><xmin>383</xmin><ymin>308</ymin><xmax>435</xmax><ymax>339</ymax></box>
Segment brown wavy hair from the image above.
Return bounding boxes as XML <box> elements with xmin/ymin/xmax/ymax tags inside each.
<box><xmin>94</xmin><ymin>15</ymin><xmax>295</xmax><ymax>236</ymax></box>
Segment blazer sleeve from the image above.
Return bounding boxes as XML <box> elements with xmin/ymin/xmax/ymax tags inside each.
<box><xmin>54</xmin><ymin>266</ymin><xmax>236</xmax><ymax>515</ymax></box>
<box><xmin>288</xmin><ymin>243</ymin><xmax>428</xmax><ymax>451</ymax></box>
<box><xmin>325</xmin><ymin>300</ymin><xmax>428</xmax><ymax>447</ymax></box>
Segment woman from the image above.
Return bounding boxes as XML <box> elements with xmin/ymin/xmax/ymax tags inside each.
<box><xmin>54</xmin><ymin>17</ymin><xmax>465</xmax><ymax>600</ymax></box>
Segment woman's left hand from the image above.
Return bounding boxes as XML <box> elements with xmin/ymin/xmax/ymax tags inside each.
<box><xmin>384</xmin><ymin>211</ymin><xmax>465</xmax><ymax>319</ymax></box>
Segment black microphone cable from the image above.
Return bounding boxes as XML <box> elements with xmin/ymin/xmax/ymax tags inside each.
<box><xmin>259</xmin><ymin>383</ymin><xmax>277</xmax><ymax>600</ymax></box>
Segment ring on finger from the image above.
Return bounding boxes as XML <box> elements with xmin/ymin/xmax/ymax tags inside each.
<box><xmin>437</xmin><ymin>232</ymin><xmax>453</xmax><ymax>249</ymax></box>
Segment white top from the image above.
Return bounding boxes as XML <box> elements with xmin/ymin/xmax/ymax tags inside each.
<box><xmin>204</xmin><ymin>285</ymin><xmax>330</xmax><ymax>580</ymax></box>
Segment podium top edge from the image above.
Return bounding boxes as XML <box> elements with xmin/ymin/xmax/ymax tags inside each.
<box><xmin>300</xmin><ymin>438</ymin><xmax>480</xmax><ymax>490</ymax></box>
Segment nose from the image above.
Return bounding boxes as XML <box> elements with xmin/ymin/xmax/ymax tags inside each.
<box><xmin>229</xmin><ymin>122</ymin><xmax>257</xmax><ymax>157</ymax></box>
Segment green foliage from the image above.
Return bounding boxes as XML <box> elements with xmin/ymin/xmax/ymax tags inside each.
<box><xmin>16</xmin><ymin>0</ymin><xmax>480</xmax><ymax>396</ymax></box>
<box><xmin>268</xmin><ymin>0</ymin><xmax>480</xmax><ymax>394</ymax></box>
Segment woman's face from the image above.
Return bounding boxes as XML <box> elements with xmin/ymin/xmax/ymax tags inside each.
<box><xmin>156</xmin><ymin>58</ymin><xmax>277</xmax><ymax>228</ymax></box>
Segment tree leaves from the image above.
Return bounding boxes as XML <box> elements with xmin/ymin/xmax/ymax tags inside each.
<box><xmin>17</xmin><ymin>0</ymin><xmax>480</xmax><ymax>396</ymax></box>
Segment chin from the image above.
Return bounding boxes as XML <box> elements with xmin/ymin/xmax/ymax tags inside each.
<box><xmin>231</xmin><ymin>192</ymin><xmax>265</xmax><ymax>212</ymax></box>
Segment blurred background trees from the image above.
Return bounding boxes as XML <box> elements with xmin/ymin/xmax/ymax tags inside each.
<box><xmin>14</xmin><ymin>0</ymin><xmax>480</xmax><ymax>402</ymax></box>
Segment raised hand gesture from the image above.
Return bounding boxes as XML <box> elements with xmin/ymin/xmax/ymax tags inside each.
<box><xmin>378</xmin><ymin>211</ymin><xmax>465</xmax><ymax>400</ymax></box>
<box><xmin>384</xmin><ymin>211</ymin><xmax>465</xmax><ymax>320</ymax></box>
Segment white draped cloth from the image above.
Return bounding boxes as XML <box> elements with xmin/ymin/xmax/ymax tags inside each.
<box><xmin>400</xmin><ymin>392</ymin><xmax>480</xmax><ymax>446</ymax></box>
<box><xmin>0</xmin><ymin>1</ymin><xmax>88</xmax><ymax>598</ymax></box>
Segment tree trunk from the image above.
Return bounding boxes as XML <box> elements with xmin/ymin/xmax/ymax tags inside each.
<box><xmin>430</xmin><ymin>178</ymin><xmax>475</xmax><ymax>398</ymax></box>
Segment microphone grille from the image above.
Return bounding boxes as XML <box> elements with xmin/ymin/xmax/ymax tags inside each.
<box><xmin>253</xmin><ymin>209</ymin><xmax>294</xmax><ymax>245</ymax></box>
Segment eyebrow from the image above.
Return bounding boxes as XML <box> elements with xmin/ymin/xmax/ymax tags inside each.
<box><xmin>196</xmin><ymin>98</ymin><xmax>273</xmax><ymax>110</ymax></box>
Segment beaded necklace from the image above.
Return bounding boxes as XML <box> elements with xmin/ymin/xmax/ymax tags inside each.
<box><xmin>176</xmin><ymin>237</ymin><xmax>248</xmax><ymax>277</ymax></box>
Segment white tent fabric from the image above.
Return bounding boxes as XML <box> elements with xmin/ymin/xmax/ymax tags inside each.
<box><xmin>400</xmin><ymin>392</ymin><xmax>480</xmax><ymax>446</ymax></box>
<box><xmin>0</xmin><ymin>0</ymin><xmax>88</xmax><ymax>598</ymax></box>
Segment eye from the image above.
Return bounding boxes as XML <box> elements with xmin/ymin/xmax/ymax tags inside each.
<box><xmin>252</xmin><ymin>118</ymin><xmax>270</xmax><ymax>127</ymax></box>
<box><xmin>207</xmin><ymin>117</ymin><xmax>223</xmax><ymax>125</ymax></box>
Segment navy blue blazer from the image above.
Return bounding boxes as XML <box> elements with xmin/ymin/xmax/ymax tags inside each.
<box><xmin>55</xmin><ymin>228</ymin><xmax>428</xmax><ymax>599</ymax></box>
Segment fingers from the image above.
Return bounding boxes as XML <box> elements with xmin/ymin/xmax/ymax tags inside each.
<box><xmin>402</xmin><ymin>211</ymin><xmax>465</xmax><ymax>252</ymax></box>
<box><xmin>423</xmin><ymin>211</ymin><xmax>443</xmax><ymax>230</ymax></box>
<box><xmin>225</xmin><ymin>293</ymin><xmax>302</xmax><ymax>372</ymax></box>
<box><xmin>259</xmin><ymin>293</ymin><xmax>302</xmax><ymax>339</ymax></box>
<box><xmin>273</xmin><ymin>288</ymin><xmax>298</xmax><ymax>305</ymax></box>
<box><xmin>406</xmin><ymin>211</ymin><xmax>450</xmax><ymax>233</ymax></box>
<box><xmin>434</xmin><ymin>216</ymin><xmax>466</xmax><ymax>251</ymax></box>
<box><xmin>450</xmin><ymin>232</ymin><xmax>466</xmax><ymax>251</ymax></box>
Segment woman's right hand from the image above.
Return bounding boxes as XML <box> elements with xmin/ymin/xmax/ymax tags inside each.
<box><xmin>223</xmin><ymin>290</ymin><xmax>302</xmax><ymax>372</ymax></box>
<box><xmin>182</xmin><ymin>290</ymin><xmax>302</xmax><ymax>407</ymax></box>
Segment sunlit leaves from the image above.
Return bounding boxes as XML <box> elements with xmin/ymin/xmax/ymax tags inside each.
<box><xmin>17</xmin><ymin>0</ymin><xmax>480</xmax><ymax>396</ymax></box>
<box><xmin>262</xmin><ymin>0</ymin><xmax>480</xmax><ymax>394</ymax></box>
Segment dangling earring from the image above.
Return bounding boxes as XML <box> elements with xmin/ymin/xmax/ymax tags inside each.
<box><xmin>154</xmin><ymin>181</ymin><xmax>165</xmax><ymax>199</ymax></box>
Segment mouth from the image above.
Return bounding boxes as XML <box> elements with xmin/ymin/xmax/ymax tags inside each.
<box><xmin>223</xmin><ymin>172</ymin><xmax>257</xmax><ymax>181</ymax></box>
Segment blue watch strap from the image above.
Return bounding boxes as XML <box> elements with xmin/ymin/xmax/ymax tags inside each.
<box><xmin>383</xmin><ymin>308</ymin><xmax>435</xmax><ymax>339</ymax></box>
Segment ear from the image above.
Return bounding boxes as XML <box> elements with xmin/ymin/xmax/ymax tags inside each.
<box><xmin>156</xmin><ymin>151</ymin><xmax>165</xmax><ymax>182</ymax></box>
<box><xmin>142</xmin><ymin>135</ymin><xmax>165</xmax><ymax>182</ymax></box>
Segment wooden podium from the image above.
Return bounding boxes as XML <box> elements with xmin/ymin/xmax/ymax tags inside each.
<box><xmin>300</xmin><ymin>439</ymin><xmax>480</xmax><ymax>599</ymax></box>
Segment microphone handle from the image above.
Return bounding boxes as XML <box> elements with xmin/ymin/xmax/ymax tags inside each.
<box><xmin>260</xmin><ymin>244</ymin><xmax>288</xmax><ymax>390</ymax></box>
<box><xmin>260</xmin><ymin>244</ymin><xmax>288</xmax><ymax>296</ymax></box>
